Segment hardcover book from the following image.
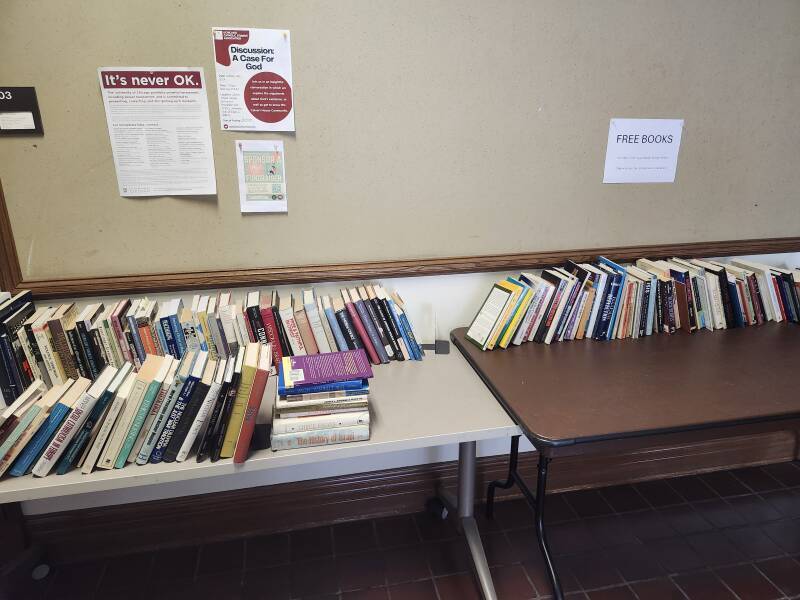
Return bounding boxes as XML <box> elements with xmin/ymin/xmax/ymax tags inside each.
<box><xmin>233</xmin><ymin>346</ymin><xmax>272</xmax><ymax>463</ymax></box>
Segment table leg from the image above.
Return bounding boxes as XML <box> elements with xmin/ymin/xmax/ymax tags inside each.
<box><xmin>486</xmin><ymin>435</ymin><xmax>520</xmax><ymax>518</ymax></box>
<box><xmin>534</xmin><ymin>454</ymin><xmax>562</xmax><ymax>600</ymax></box>
<box><xmin>457</xmin><ymin>440</ymin><xmax>497</xmax><ymax>600</ymax></box>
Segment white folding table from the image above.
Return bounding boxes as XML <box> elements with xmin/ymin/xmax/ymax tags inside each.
<box><xmin>0</xmin><ymin>352</ymin><xmax>520</xmax><ymax>599</ymax></box>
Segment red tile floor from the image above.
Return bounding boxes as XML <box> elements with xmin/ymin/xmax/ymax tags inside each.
<box><xmin>4</xmin><ymin>461</ymin><xmax>800</xmax><ymax>599</ymax></box>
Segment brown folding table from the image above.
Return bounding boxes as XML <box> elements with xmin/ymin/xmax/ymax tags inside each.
<box><xmin>451</xmin><ymin>325</ymin><xmax>800</xmax><ymax>600</ymax></box>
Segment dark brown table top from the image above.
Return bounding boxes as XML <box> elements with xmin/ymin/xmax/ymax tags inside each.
<box><xmin>451</xmin><ymin>325</ymin><xmax>800</xmax><ymax>447</ymax></box>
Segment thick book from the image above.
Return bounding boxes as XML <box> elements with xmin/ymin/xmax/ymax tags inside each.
<box><xmin>196</xmin><ymin>357</ymin><xmax>235</xmax><ymax>462</ymax></box>
<box><xmin>45</xmin><ymin>303</ymin><xmax>80</xmax><ymax>381</ymax></box>
<box><xmin>293</xmin><ymin>299</ymin><xmax>319</xmax><ymax>354</ymax></box>
<box><xmin>0</xmin><ymin>291</ymin><xmax>34</xmax><ymax>401</ymax></box>
<box><xmin>220</xmin><ymin>343</ymin><xmax>260</xmax><ymax>458</ymax></box>
<box><xmin>272</xmin><ymin>410</ymin><xmax>369</xmax><ymax>435</ymax></box>
<box><xmin>332</xmin><ymin>297</ymin><xmax>362</xmax><ymax>351</ymax></box>
<box><xmin>129</xmin><ymin>358</ymin><xmax>179</xmax><ymax>462</ymax></box>
<box><xmin>271</xmin><ymin>424</ymin><xmax>370</xmax><ymax>451</ymax></box>
<box><xmin>279</xmin><ymin>348</ymin><xmax>373</xmax><ymax>392</ymax></box>
<box><xmin>150</xmin><ymin>352</ymin><xmax>207</xmax><ymax>463</ymax></box>
<box><xmin>343</xmin><ymin>289</ymin><xmax>383</xmax><ymax>364</ymax></box>
<box><xmin>245</xmin><ymin>291</ymin><xmax>269</xmax><ymax>346</ymax></box>
<box><xmin>115</xmin><ymin>356</ymin><xmax>173</xmax><ymax>467</ymax></box>
<box><xmin>258</xmin><ymin>292</ymin><xmax>284</xmax><ymax>367</ymax></box>
<box><xmin>372</xmin><ymin>286</ymin><xmax>408</xmax><ymax>359</ymax></box>
<box><xmin>321</xmin><ymin>296</ymin><xmax>348</xmax><ymax>352</ymax></box>
<box><xmin>55</xmin><ymin>363</ymin><xmax>133</xmax><ymax>475</ymax></box>
<box><xmin>466</xmin><ymin>284</ymin><xmax>514</xmax><ymax>350</ymax></box>
<box><xmin>233</xmin><ymin>347</ymin><xmax>272</xmax><ymax>463</ymax></box>
<box><xmin>387</xmin><ymin>293</ymin><xmax>423</xmax><ymax>360</ymax></box>
<box><xmin>81</xmin><ymin>372</ymin><xmax>135</xmax><ymax>474</ymax></box>
<box><xmin>357</xmin><ymin>287</ymin><xmax>394</xmax><ymax>360</ymax></box>
<box><xmin>365</xmin><ymin>285</ymin><xmax>402</xmax><ymax>359</ymax></box>
<box><xmin>277</xmin><ymin>294</ymin><xmax>306</xmax><ymax>356</ymax></box>
<box><xmin>211</xmin><ymin>347</ymin><xmax>244</xmax><ymax>462</ymax></box>
<box><xmin>303</xmin><ymin>290</ymin><xmax>332</xmax><ymax>354</ymax></box>
<box><xmin>163</xmin><ymin>358</ymin><xmax>216</xmax><ymax>463</ymax></box>
<box><xmin>177</xmin><ymin>358</ymin><xmax>226</xmax><ymax>462</ymax></box>
<box><xmin>32</xmin><ymin>370</ymin><xmax>112</xmax><ymax>477</ymax></box>
<box><xmin>0</xmin><ymin>381</ymin><xmax>47</xmax><ymax>469</ymax></box>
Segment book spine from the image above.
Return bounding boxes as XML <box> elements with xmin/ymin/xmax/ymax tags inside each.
<box><xmin>115</xmin><ymin>387</ymin><xmax>159</xmax><ymax>468</ymax></box>
<box><xmin>102</xmin><ymin>319</ymin><xmax>124</xmax><ymax>367</ymax></box>
<box><xmin>136</xmin><ymin>380</ymin><xmax>182</xmax><ymax>464</ymax></box>
<box><xmin>293</xmin><ymin>307</ymin><xmax>319</xmax><ymax>354</ymax></box>
<box><xmin>0</xmin><ymin>335</ymin><xmax>22</xmax><ymax>398</ymax></box>
<box><xmin>316</xmin><ymin>298</ymin><xmax>338</xmax><ymax>352</ymax></box>
<box><xmin>271</xmin><ymin>425</ymin><xmax>370</xmax><ymax>451</ymax></box>
<box><xmin>334</xmin><ymin>308</ymin><xmax>361</xmax><ymax>351</ymax></box>
<box><xmin>278</xmin><ymin>308</ymin><xmax>306</xmax><ymax>356</ymax></box>
<box><xmin>258</xmin><ymin>307</ymin><xmax>284</xmax><ymax>367</ymax></box>
<box><xmin>362</xmin><ymin>297</ymin><xmax>394</xmax><ymax>359</ymax></box>
<box><xmin>196</xmin><ymin>381</ymin><xmax>230</xmax><ymax>462</ymax></box>
<box><xmin>55</xmin><ymin>392</ymin><xmax>114</xmax><ymax>474</ymax></box>
<box><xmin>233</xmin><ymin>371</ymin><xmax>268</xmax><ymax>463</ymax></box>
<box><xmin>177</xmin><ymin>382</ymin><xmax>222</xmax><ymax>462</ymax></box>
<box><xmin>75</xmin><ymin>322</ymin><xmax>100</xmax><ymax>379</ymax></box>
<box><xmin>129</xmin><ymin>383</ymin><xmax>168</xmax><ymax>461</ymax></box>
<box><xmin>24</xmin><ymin>323</ymin><xmax>50</xmax><ymax>386</ymax></box>
<box><xmin>323</xmin><ymin>306</ymin><xmax>348</xmax><ymax>352</ymax></box>
<box><xmin>88</xmin><ymin>328</ymin><xmax>108</xmax><ymax>370</ymax></box>
<box><xmin>163</xmin><ymin>381</ymin><xmax>210</xmax><ymax>463</ymax></box>
<box><xmin>343</xmin><ymin>301</ymin><xmax>378</xmax><ymax>362</ymax></box>
<box><xmin>160</xmin><ymin>316</ymin><xmax>179</xmax><ymax>358</ymax></box>
<box><xmin>386</xmin><ymin>299</ymin><xmax>417</xmax><ymax>360</ymax></box>
<box><xmin>304</xmin><ymin>302</ymin><xmax>332</xmax><ymax>354</ymax></box>
<box><xmin>352</xmin><ymin>299</ymin><xmax>387</xmax><ymax>363</ymax></box>
<box><xmin>370</xmin><ymin>297</ymin><xmax>401</xmax><ymax>359</ymax></box>
<box><xmin>212</xmin><ymin>376</ymin><xmax>240</xmax><ymax>461</ymax></box>
<box><xmin>639</xmin><ymin>281</ymin><xmax>651</xmax><ymax>337</ymax></box>
<box><xmin>0</xmin><ymin>407</ymin><xmax>41</xmax><ymax>474</ymax></box>
<box><xmin>169</xmin><ymin>314</ymin><xmax>187</xmax><ymax>357</ymax></box>
<box><xmin>33</xmin><ymin>326</ymin><xmax>64</xmax><ymax>386</ymax></box>
<box><xmin>746</xmin><ymin>275</ymin><xmax>764</xmax><ymax>324</ymax></box>
<box><xmin>126</xmin><ymin>314</ymin><xmax>146</xmax><ymax>364</ymax></box>
<box><xmin>220</xmin><ymin>370</ymin><xmax>256</xmax><ymax>459</ymax></box>
<box><xmin>96</xmin><ymin>320</ymin><xmax>117</xmax><ymax>368</ymax></box>
<box><xmin>150</xmin><ymin>377</ymin><xmax>197</xmax><ymax>464</ymax></box>
<box><xmin>110</xmin><ymin>313</ymin><xmax>132</xmax><ymax>364</ymax></box>
<box><xmin>8</xmin><ymin>405</ymin><xmax>68</xmax><ymax>476</ymax></box>
<box><xmin>32</xmin><ymin>394</ymin><xmax>96</xmax><ymax>477</ymax></box>
<box><xmin>594</xmin><ymin>276</ymin><xmax>619</xmax><ymax>340</ymax></box>
<box><xmin>247</xmin><ymin>306</ymin><xmax>269</xmax><ymax>346</ymax></box>
<box><xmin>49</xmin><ymin>319</ymin><xmax>79</xmax><ymax>380</ymax></box>
<box><xmin>273</xmin><ymin>411</ymin><xmax>369</xmax><ymax>435</ymax></box>
<box><xmin>16</xmin><ymin>327</ymin><xmax>43</xmax><ymax>383</ymax></box>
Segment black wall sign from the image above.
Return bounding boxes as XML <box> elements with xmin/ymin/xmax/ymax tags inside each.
<box><xmin>0</xmin><ymin>87</ymin><xmax>44</xmax><ymax>135</ymax></box>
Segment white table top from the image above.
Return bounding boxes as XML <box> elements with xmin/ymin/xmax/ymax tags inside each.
<box><xmin>0</xmin><ymin>352</ymin><xmax>520</xmax><ymax>504</ymax></box>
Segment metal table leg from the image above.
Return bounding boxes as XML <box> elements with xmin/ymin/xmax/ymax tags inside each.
<box><xmin>457</xmin><ymin>440</ymin><xmax>497</xmax><ymax>600</ymax></box>
<box><xmin>485</xmin><ymin>438</ymin><xmax>563</xmax><ymax>600</ymax></box>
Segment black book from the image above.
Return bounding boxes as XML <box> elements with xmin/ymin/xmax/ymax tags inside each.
<box><xmin>334</xmin><ymin>305</ymin><xmax>362</xmax><ymax>350</ymax></box>
<box><xmin>773</xmin><ymin>273</ymin><xmax>797</xmax><ymax>322</ymax></box>
<box><xmin>775</xmin><ymin>271</ymin><xmax>800</xmax><ymax>322</ymax></box>
<box><xmin>246</xmin><ymin>305</ymin><xmax>268</xmax><ymax>345</ymax></box>
<box><xmin>638</xmin><ymin>279</ymin><xmax>651</xmax><ymax>337</ymax></box>
<box><xmin>534</xmin><ymin>270</ymin><xmax>567</xmax><ymax>343</ymax></box>
<box><xmin>271</xmin><ymin>306</ymin><xmax>292</xmax><ymax>357</ymax></box>
<box><xmin>211</xmin><ymin>370</ymin><xmax>241</xmax><ymax>462</ymax></box>
<box><xmin>359</xmin><ymin>288</ymin><xmax>395</xmax><ymax>360</ymax></box>
<box><xmin>162</xmin><ymin>373</ymin><xmax>211</xmax><ymax>463</ymax></box>
<box><xmin>65</xmin><ymin>326</ymin><xmax>90</xmax><ymax>379</ymax></box>
<box><xmin>0</xmin><ymin>302</ymin><xmax>35</xmax><ymax>392</ymax></box>
<box><xmin>88</xmin><ymin>327</ymin><xmax>108</xmax><ymax>371</ymax></box>
<box><xmin>75</xmin><ymin>320</ymin><xmax>101</xmax><ymax>379</ymax></box>
<box><xmin>0</xmin><ymin>291</ymin><xmax>33</xmax><ymax>403</ymax></box>
<box><xmin>654</xmin><ymin>279</ymin><xmax>664</xmax><ymax>333</ymax></box>
<box><xmin>375</xmin><ymin>292</ymin><xmax>405</xmax><ymax>361</ymax></box>
<box><xmin>197</xmin><ymin>370</ymin><xmax>232</xmax><ymax>462</ymax></box>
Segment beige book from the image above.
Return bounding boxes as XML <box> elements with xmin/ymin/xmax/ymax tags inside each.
<box><xmin>97</xmin><ymin>355</ymin><xmax>164</xmax><ymax>469</ymax></box>
<box><xmin>82</xmin><ymin>371</ymin><xmax>136</xmax><ymax>474</ymax></box>
<box><xmin>219</xmin><ymin>343</ymin><xmax>260</xmax><ymax>458</ymax></box>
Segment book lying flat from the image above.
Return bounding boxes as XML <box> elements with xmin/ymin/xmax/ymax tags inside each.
<box><xmin>279</xmin><ymin>349</ymin><xmax>373</xmax><ymax>390</ymax></box>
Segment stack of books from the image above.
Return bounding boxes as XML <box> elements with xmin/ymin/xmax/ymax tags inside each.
<box><xmin>271</xmin><ymin>349</ymin><xmax>373</xmax><ymax>451</ymax></box>
<box><xmin>0</xmin><ymin>284</ymin><xmax>423</xmax><ymax>406</ymax></box>
<box><xmin>466</xmin><ymin>257</ymin><xmax>800</xmax><ymax>350</ymax></box>
<box><xmin>0</xmin><ymin>342</ymin><xmax>273</xmax><ymax>480</ymax></box>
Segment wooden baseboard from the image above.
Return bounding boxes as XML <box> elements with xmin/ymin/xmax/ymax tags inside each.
<box><xmin>25</xmin><ymin>429</ymin><xmax>796</xmax><ymax>563</ymax></box>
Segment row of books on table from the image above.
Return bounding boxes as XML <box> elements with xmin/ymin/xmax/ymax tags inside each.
<box><xmin>0</xmin><ymin>346</ymin><xmax>376</xmax><ymax>481</ymax></box>
<box><xmin>467</xmin><ymin>257</ymin><xmax>800</xmax><ymax>350</ymax></box>
<box><xmin>0</xmin><ymin>284</ymin><xmax>422</xmax><ymax>405</ymax></box>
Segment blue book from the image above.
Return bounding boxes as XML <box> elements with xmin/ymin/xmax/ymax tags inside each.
<box><xmin>727</xmin><ymin>279</ymin><xmax>745</xmax><ymax>327</ymax></box>
<box><xmin>385</xmin><ymin>298</ymin><xmax>416</xmax><ymax>360</ymax></box>
<box><xmin>159</xmin><ymin>316</ymin><xmax>177</xmax><ymax>357</ymax></box>
<box><xmin>168</xmin><ymin>313</ymin><xmax>187</xmax><ymax>357</ymax></box>
<box><xmin>9</xmin><ymin>403</ymin><xmax>70</xmax><ymax>476</ymax></box>
<box><xmin>597</xmin><ymin>257</ymin><xmax>627</xmax><ymax>340</ymax></box>
<box><xmin>278</xmin><ymin>370</ymin><xmax>367</xmax><ymax>396</ymax></box>
<box><xmin>593</xmin><ymin>272</ymin><xmax>621</xmax><ymax>341</ymax></box>
<box><xmin>323</xmin><ymin>303</ymin><xmax>348</xmax><ymax>352</ymax></box>
<box><xmin>126</xmin><ymin>310</ymin><xmax>146</xmax><ymax>364</ymax></box>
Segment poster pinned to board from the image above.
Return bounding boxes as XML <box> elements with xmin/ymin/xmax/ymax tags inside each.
<box><xmin>212</xmin><ymin>27</ymin><xmax>294</xmax><ymax>132</ymax></box>
<box><xmin>603</xmin><ymin>118</ymin><xmax>684</xmax><ymax>183</ymax></box>
<box><xmin>236</xmin><ymin>140</ymin><xmax>288</xmax><ymax>213</ymax></box>
<box><xmin>98</xmin><ymin>67</ymin><xmax>217</xmax><ymax>196</ymax></box>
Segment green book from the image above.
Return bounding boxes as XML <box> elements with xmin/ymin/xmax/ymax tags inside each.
<box><xmin>114</xmin><ymin>358</ymin><xmax>171</xmax><ymax>468</ymax></box>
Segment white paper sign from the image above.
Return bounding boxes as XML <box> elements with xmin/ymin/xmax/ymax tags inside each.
<box><xmin>212</xmin><ymin>28</ymin><xmax>294</xmax><ymax>131</ymax></box>
<box><xmin>603</xmin><ymin>118</ymin><xmax>684</xmax><ymax>183</ymax></box>
<box><xmin>236</xmin><ymin>140</ymin><xmax>288</xmax><ymax>213</ymax></box>
<box><xmin>98</xmin><ymin>67</ymin><xmax>217</xmax><ymax>196</ymax></box>
<box><xmin>0</xmin><ymin>112</ymin><xmax>35</xmax><ymax>130</ymax></box>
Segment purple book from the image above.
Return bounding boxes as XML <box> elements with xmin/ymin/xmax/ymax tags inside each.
<box><xmin>281</xmin><ymin>349</ymin><xmax>373</xmax><ymax>389</ymax></box>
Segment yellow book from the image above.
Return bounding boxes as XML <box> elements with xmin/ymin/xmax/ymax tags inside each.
<box><xmin>220</xmin><ymin>342</ymin><xmax>260</xmax><ymax>458</ymax></box>
<box><xmin>486</xmin><ymin>280</ymin><xmax>523</xmax><ymax>350</ymax></box>
<box><xmin>498</xmin><ymin>287</ymin><xmax>533</xmax><ymax>349</ymax></box>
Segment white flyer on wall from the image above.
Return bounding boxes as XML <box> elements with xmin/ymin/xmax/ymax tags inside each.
<box><xmin>98</xmin><ymin>67</ymin><xmax>217</xmax><ymax>196</ymax></box>
<box><xmin>212</xmin><ymin>27</ymin><xmax>295</xmax><ymax>131</ymax></box>
<box><xmin>603</xmin><ymin>118</ymin><xmax>684</xmax><ymax>183</ymax></box>
<box><xmin>236</xmin><ymin>140</ymin><xmax>288</xmax><ymax>213</ymax></box>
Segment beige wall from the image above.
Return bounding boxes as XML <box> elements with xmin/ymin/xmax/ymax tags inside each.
<box><xmin>1</xmin><ymin>0</ymin><xmax>798</xmax><ymax>279</ymax></box>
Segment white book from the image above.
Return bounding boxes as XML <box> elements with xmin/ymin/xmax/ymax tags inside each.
<box><xmin>315</xmin><ymin>294</ymin><xmax>337</xmax><ymax>353</ymax></box>
<box><xmin>272</xmin><ymin>410</ymin><xmax>370</xmax><ymax>435</ymax></box>
<box><xmin>233</xmin><ymin>304</ymin><xmax>250</xmax><ymax>346</ymax></box>
<box><xmin>303</xmin><ymin>290</ymin><xmax>332</xmax><ymax>353</ymax></box>
<box><xmin>127</xmin><ymin>356</ymin><xmax>174</xmax><ymax>463</ymax></box>
<box><xmin>32</xmin><ymin>368</ymin><xmax>116</xmax><ymax>477</ymax></box>
<box><xmin>512</xmin><ymin>278</ymin><xmax>543</xmax><ymax>345</ymax></box>
<box><xmin>31</xmin><ymin>307</ymin><xmax>64</xmax><ymax>386</ymax></box>
<box><xmin>271</xmin><ymin>424</ymin><xmax>370</xmax><ymax>450</ymax></box>
<box><xmin>175</xmin><ymin>358</ymin><xmax>225</xmax><ymax>462</ymax></box>
<box><xmin>278</xmin><ymin>295</ymin><xmax>306</xmax><ymax>355</ymax></box>
<box><xmin>82</xmin><ymin>372</ymin><xmax>136</xmax><ymax>474</ymax></box>
<box><xmin>0</xmin><ymin>379</ymin><xmax>47</xmax><ymax>426</ymax></box>
<box><xmin>544</xmin><ymin>272</ymin><xmax>576</xmax><ymax>345</ymax></box>
<box><xmin>526</xmin><ymin>278</ymin><xmax>556</xmax><ymax>342</ymax></box>
<box><xmin>729</xmin><ymin>259</ymin><xmax>781</xmax><ymax>322</ymax></box>
<box><xmin>16</xmin><ymin>306</ymin><xmax>49</xmax><ymax>383</ymax></box>
<box><xmin>219</xmin><ymin>302</ymin><xmax>240</xmax><ymax>355</ymax></box>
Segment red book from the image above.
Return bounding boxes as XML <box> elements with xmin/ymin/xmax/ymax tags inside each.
<box><xmin>233</xmin><ymin>347</ymin><xmax>271</xmax><ymax>463</ymax></box>
<box><xmin>259</xmin><ymin>298</ymin><xmax>284</xmax><ymax>367</ymax></box>
<box><xmin>773</xmin><ymin>276</ymin><xmax>786</xmax><ymax>321</ymax></box>
<box><xmin>342</xmin><ymin>290</ymin><xmax>380</xmax><ymax>365</ymax></box>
